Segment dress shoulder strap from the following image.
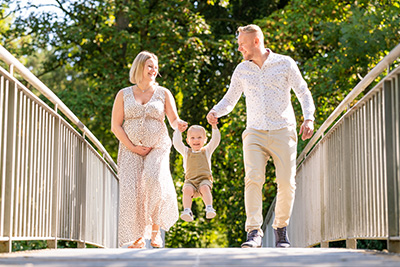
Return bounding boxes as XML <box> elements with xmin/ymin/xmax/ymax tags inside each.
<box><xmin>154</xmin><ymin>85</ymin><xmax>167</xmax><ymax>101</ymax></box>
<box><xmin>122</xmin><ymin>86</ymin><xmax>133</xmax><ymax>100</ymax></box>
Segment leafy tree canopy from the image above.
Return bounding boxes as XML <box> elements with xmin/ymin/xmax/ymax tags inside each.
<box><xmin>1</xmin><ymin>0</ymin><xmax>399</xmax><ymax>248</ymax></box>
<box><xmin>257</xmin><ymin>0</ymin><xmax>400</xmax><ymax>150</ymax></box>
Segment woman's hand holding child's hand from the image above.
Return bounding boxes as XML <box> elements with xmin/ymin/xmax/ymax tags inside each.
<box><xmin>178</xmin><ymin>119</ymin><xmax>188</xmax><ymax>132</ymax></box>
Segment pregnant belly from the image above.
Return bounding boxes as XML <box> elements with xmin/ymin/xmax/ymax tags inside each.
<box><xmin>123</xmin><ymin>119</ymin><xmax>169</xmax><ymax>148</ymax></box>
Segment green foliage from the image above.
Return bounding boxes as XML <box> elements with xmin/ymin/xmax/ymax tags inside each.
<box><xmin>191</xmin><ymin>0</ymin><xmax>289</xmax><ymax>36</ymax></box>
<box><xmin>4</xmin><ymin>0</ymin><xmax>248</xmax><ymax>248</ymax></box>
<box><xmin>12</xmin><ymin>240</ymin><xmax>82</xmax><ymax>252</ymax></box>
<box><xmin>2</xmin><ymin>0</ymin><xmax>399</xmax><ymax>250</ymax></box>
<box><xmin>329</xmin><ymin>240</ymin><xmax>346</xmax><ymax>248</ymax></box>
<box><xmin>12</xmin><ymin>240</ymin><xmax>47</xmax><ymax>252</ymax></box>
<box><xmin>256</xmin><ymin>0</ymin><xmax>400</xmax><ymax>151</ymax></box>
<box><xmin>357</xmin><ymin>239</ymin><xmax>387</xmax><ymax>251</ymax></box>
<box><xmin>326</xmin><ymin>239</ymin><xmax>387</xmax><ymax>251</ymax></box>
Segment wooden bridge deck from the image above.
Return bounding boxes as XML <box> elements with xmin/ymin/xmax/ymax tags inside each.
<box><xmin>1</xmin><ymin>247</ymin><xmax>400</xmax><ymax>266</ymax></box>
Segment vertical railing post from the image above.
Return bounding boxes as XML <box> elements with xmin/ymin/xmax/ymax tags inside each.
<box><xmin>394</xmin><ymin>73</ymin><xmax>400</xmax><ymax>253</ymax></box>
<box><xmin>9</xmin><ymin>64</ymin><xmax>13</xmax><ymax>77</ymax></box>
<box><xmin>384</xmin><ymin>78</ymin><xmax>400</xmax><ymax>253</ymax></box>
<box><xmin>77</xmin><ymin>141</ymin><xmax>87</xmax><ymax>249</ymax></box>
<box><xmin>320</xmin><ymin>143</ymin><xmax>328</xmax><ymax>248</ymax></box>
<box><xmin>0</xmin><ymin>76</ymin><xmax>4</xmax><ymax>244</ymax></box>
<box><xmin>344</xmin><ymin>117</ymin><xmax>357</xmax><ymax>249</ymax></box>
<box><xmin>102</xmin><ymin>163</ymin><xmax>107</xmax><ymax>247</ymax></box>
<box><xmin>0</xmin><ymin>80</ymin><xmax>17</xmax><ymax>253</ymax></box>
<box><xmin>47</xmin><ymin>114</ymin><xmax>60</xmax><ymax>249</ymax></box>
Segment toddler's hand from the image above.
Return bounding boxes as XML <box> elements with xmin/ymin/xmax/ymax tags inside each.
<box><xmin>207</xmin><ymin>110</ymin><xmax>218</xmax><ymax>125</ymax></box>
<box><xmin>177</xmin><ymin>119</ymin><xmax>188</xmax><ymax>132</ymax></box>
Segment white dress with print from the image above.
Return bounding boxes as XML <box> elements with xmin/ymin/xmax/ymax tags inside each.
<box><xmin>117</xmin><ymin>86</ymin><xmax>178</xmax><ymax>247</ymax></box>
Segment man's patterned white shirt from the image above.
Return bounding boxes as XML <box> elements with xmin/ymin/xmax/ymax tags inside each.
<box><xmin>213</xmin><ymin>50</ymin><xmax>315</xmax><ymax>130</ymax></box>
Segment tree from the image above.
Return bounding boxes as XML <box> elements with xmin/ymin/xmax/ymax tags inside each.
<box><xmin>3</xmin><ymin>0</ymin><xmax>244</xmax><ymax>247</ymax></box>
<box><xmin>0</xmin><ymin>1</ymin><xmax>33</xmax><ymax>68</ymax></box>
<box><xmin>256</xmin><ymin>0</ymin><xmax>400</xmax><ymax>151</ymax></box>
<box><xmin>3</xmin><ymin>0</ymin><xmax>397</xmax><ymax>249</ymax></box>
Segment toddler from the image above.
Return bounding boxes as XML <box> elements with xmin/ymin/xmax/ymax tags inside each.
<box><xmin>173</xmin><ymin>122</ymin><xmax>220</xmax><ymax>221</ymax></box>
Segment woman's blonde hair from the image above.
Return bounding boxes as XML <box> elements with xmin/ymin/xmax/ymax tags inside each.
<box><xmin>129</xmin><ymin>51</ymin><xmax>158</xmax><ymax>84</ymax></box>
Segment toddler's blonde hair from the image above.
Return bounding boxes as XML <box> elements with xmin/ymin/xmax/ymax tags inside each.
<box><xmin>187</xmin><ymin>125</ymin><xmax>207</xmax><ymax>137</ymax></box>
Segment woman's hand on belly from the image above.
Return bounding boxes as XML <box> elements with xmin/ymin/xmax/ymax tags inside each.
<box><xmin>131</xmin><ymin>145</ymin><xmax>153</xmax><ymax>156</ymax></box>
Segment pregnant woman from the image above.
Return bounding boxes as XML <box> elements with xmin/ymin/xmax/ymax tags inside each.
<box><xmin>111</xmin><ymin>51</ymin><xmax>187</xmax><ymax>248</ymax></box>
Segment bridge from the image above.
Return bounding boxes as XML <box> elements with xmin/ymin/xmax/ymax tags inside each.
<box><xmin>0</xmin><ymin>42</ymin><xmax>400</xmax><ymax>265</ymax></box>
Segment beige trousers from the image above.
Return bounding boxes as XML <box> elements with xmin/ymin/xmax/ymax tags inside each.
<box><xmin>242</xmin><ymin>127</ymin><xmax>297</xmax><ymax>232</ymax></box>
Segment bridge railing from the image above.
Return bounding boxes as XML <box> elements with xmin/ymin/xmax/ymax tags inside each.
<box><xmin>263</xmin><ymin>43</ymin><xmax>400</xmax><ymax>253</ymax></box>
<box><xmin>0</xmin><ymin>45</ymin><xmax>119</xmax><ymax>253</ymax></box>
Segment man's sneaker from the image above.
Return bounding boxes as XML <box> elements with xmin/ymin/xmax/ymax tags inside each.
<box><xmin>274</xmin><ymin>227</ymin><xmax>290</xmax><ymax>248</ymax></box>
<box><xmin>205</xmin><ymin>206</ymin><xmax>216</xmax><ymax>219</ymax></box>
<box><xmin>241</xmin><ymin>229</ymin><xmax>263</xmax><ymax>248</ymax></box>
<box><xmin>180</xmin><ymin>209</ymin><xmax>194</xmax><ymax>222</ymax></box>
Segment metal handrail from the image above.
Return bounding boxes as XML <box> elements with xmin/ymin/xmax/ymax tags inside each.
<box><xmin>297</xmin><ymin>42</ymin><xmax>400</xmax><ymax>165</ymax></box>
<box><xmin>0</xmin><ymin>45</ymin><xmax>117</xmax><ymax>171</ymax></box>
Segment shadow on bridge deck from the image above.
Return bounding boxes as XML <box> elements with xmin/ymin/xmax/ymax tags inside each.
<box><xmin>0</xmin><ymin>247</ymin><xmax>399</xmax><ymax>266</ymax></box>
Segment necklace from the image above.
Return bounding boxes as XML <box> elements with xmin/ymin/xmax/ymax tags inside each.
<box><xmin>137</xmin><ymin>84</ymin><xmax>152</xmax><ymax>93</ymax></box>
